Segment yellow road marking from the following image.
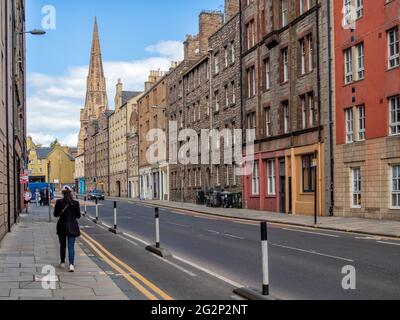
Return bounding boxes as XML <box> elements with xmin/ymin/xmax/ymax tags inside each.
<box><xmin>81</xmin><ymin>231</ymin><xmax>173</xmax><ymax>300</ymax></box>
<box><xmin>80</xmin><ymin>233</ymin><xmax>157</xmax><ymax>300</ymax></box>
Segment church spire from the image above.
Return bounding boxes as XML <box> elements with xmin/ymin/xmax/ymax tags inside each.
<box><xmin>85</xmin><ymin>17</ymin><xmax>108</xmax><ymax>118</ymax></box>
<box><xmin>77</xmin><ymin>17</ymin><xmax>109</xmax><ymax>154</ymax></box>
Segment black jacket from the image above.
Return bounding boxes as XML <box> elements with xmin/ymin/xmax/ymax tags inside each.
<box><xmin>54</xmin><ymin>199</ymin><xmax>81</xmax><ymax>237</ymax></box>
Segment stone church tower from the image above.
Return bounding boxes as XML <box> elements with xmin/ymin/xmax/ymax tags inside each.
<box><xmin>77</xmin><ymin>18</ymin><xmax>109</xmax><ymax>154</ymax></box>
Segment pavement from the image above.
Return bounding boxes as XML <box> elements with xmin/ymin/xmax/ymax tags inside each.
<box><xmin>0</xmin><ymin>205</ymin><xmax>128</xmax><ymax>300</ymax></box>
<box><xmin>103</xmin><ymin>197</ymin><xmax>400</xmax><ymax>239</ymax></box>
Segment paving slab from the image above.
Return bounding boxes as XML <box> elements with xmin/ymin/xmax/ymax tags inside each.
<box><xmin>0</xmin><ymin>206</ymin><xmax>129</xmax><ymax>300</ymax></box>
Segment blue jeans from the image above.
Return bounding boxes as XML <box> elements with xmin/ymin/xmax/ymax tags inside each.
<box><xmin>59</xmin><ymin>235</ymin><xmax>76</xmax><ymax>265</ymax></box>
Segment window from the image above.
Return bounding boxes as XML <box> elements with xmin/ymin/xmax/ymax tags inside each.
<box><xmin>281</xmin><ymin>0</ymin><xmax>288</xmax><ymax>27</ymax></box>
<box><xmin>301</xmin><ymin>95</ymin><xmax>307</xmax><ymax>129</ymax></box>
<box><xmin>356</xmin><ymin>43</ymin><xmax>364</xmax><ymax>80</ymax></box>
<box><xmin>357</xmin><ymin>106</ymin><xmax>366</xmax><ymax>141</ymax></box>
<box><xmin>225</xmin><ymin>85</ymin><xmax>229</xmax><ymax>107</ymax></box>
<box><xmin>214</xmin><ymin>91</ymin><xmax>220</xmax><ymax>112</ymax></box>
<box><xmin>346</xmin><ymin>108</ymin><xmax>354</xmax><ymax>143</ymax></box>
<box><xmin>391</xmin><ymin>165</ymin><xmax>400</xmax><ymax>208</ymax></box>
<box><xmin>231</xmin><ymin>41</ymin><xmax>235</xmax><ymax>63</ymax></box>
<box><xmin>216</xmin><ymin>165</ymin><xmax>220</xmax><ymax>186</ymax></box>
<box><xmin>265</xmin><ymin>107</ymin><xmax>272</xmax><ymax>137</ymax></box>
<box><xmin>224</xmin><ymin>46</ymin><xmax>229</xmax><ymax>67</ymax></box>
<box><xmin>299</xmin><ymin>0</ymin><xmax>311</xmax><ymax>14</ymax></box>
<box><xmin>352</xmin><ymin>168</ymin><xmax>362</xmax><ymax>208</ymax></box>
<box><xmin>214</xmin><ymin>53</ymin><xmax>220</xmax><ymax>74</ymax></box>
<box><xmin>388</xmin><ymin>28</ymin><xmax>399</xmax><ymax>69</ymax></box>
<box><xmin>343</xmin><ymin>0</ymin><xmax>352</xmax><ymax>26</ymax></box>
<box><xmin>308</xmin><ymin>35</ymin><xmax>313</xmax><ymax>72</ymax></box>
<box><xmin>246</xmin><ymin>20</ymin><xmax>255</xmax><ymax>50</ymax></box>
<box><xmin>344</xmin><ymin>48</ymin><xmax>353</xmax><ymax>84</ymax></box>
<box><xmin>231</xmin><ymin>82</ymin><xmax>236</xmax><ymax>105</ymax></box>
<box><xmin>300</xmin><ymin>39</ymin><xmax>306</xmax><ymax>75</ymax></box>
<box><xmin>282</xmin><ymin>48</ymin><xmax>289</xmax><ymax>82</ymax></box>
<box><xmin>247</xmin><ymin>66</ymin><xmax>256</xmax><ymax>97</ymax></box>
<box><xmin>267</xmin><ymin>160</ymin><xmax>276</xmax><ymax>195</ymax></box>
<box><xmin>247</xmin><ymin>112</ymin><xmax>256</xmax><ymax>130</ymax></box>
<box><xmin>390</xmin><ymin>95</ymin><xmax>400</xmax><ymax>135</ymax></box>
<box><xmin>232</xmin><ymin>164</ymin><xmax>237</xmax><ymax>186</ymax></box>
<box><xmin>309</xmin><ymin>93</ymin><xmax>315</xmax><ymax>127</ymax></box>
<box><xmin>188</xmin><ymin>170</ymin><xmax>191</xmax><ymax>187</ymax></box>
<box><xmin>356</xmin><ymin>0</ymin><xmax>363</xmax><ymax>19</ymax></box>
<box><xmin>252</xmin><ymin>162</ymin><xmax>260</xmax><ymax>195</ymax></box>
<box><xmin>302</xmin><ymin>155</ymin><xmax>316</xmax><ymax>192</ymax></box>
<box><xmin>265</xmin><ymin>58</ymin><xmax>271</xmax><ymax>90</ymax></box>
<box><xmin>283</xmin><ymin>101</ymin><xmax>290</xmax><ymax>134</ymax></box>
<box><xmin>225</xmin><ymin>165</ymin><xmax>230</xmax><ymax>186</ymax></box>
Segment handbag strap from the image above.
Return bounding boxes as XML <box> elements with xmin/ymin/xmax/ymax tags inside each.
<box><xmin>60</xmin><ymin>203</ymin><xmax>70</xmax><ymax>216</ymax></box>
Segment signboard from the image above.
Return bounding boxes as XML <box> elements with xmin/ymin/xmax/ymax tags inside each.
<box><xmin>20</xmin><ymin>172</ymin><xmax>29</xmax><ymax>184</ymax></box>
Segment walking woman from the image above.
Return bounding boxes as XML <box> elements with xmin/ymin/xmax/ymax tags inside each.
<box><xmin>54</xmin><ymin>185</ymin><xmax>81</xmax><ymax>272</ymax></box>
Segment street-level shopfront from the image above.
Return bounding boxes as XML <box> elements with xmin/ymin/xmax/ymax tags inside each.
<box><xmin>243</xmin><ymin>143</ymin><xmax>325</xmax><ymax>216</ymax></box>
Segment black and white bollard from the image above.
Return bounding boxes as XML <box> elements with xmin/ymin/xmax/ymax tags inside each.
<box><xmin>146</xmin><ymin>207</ymin><xmax>170</xmax><ymax>257</ymax></box>
<box><xmin>233</xmin><ymin>221</ymin><xmax>277</xmax><ymax>300</ymax></box>
<box><xmin>109</xmin><ymin>201</ymin><xmax>119</xmax><ymax>234</ymax></box>
<box><xmin>84</xmin><ymin>196</ymin><xmax>87</xmax><ymax>216</ymax></box>
<box><xmin>261</xmin><ymin>221</ymin><xmax>269</xmax><ymax>296</ymax></box>
<box><xmin>93</xmin><ymin>198</ymin><xmax>99</xmax><ymax>224</ymax></box>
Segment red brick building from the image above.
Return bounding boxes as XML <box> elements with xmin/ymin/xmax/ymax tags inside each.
<box><xmin>334</xmin><ymin>0</ymin><xmax>400</xmax><ymax>220</ymax></box>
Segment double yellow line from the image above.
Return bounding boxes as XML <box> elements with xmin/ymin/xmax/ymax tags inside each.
<box><xmin>80</xmin><ymin>231</ymin><xmax>173</xmax><ymax>300</ymax></box>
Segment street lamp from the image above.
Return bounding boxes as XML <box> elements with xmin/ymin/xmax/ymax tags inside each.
<box><xmin>18</xmin><ymin>29</ymin><xmax>46</xmax><ymax>36</ymax></box>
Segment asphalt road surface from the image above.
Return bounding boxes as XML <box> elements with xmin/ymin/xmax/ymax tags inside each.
<box><xmin>81</xmin><ymin>199</ymin><xmax>400</xmax><ymax>300</ymax></box>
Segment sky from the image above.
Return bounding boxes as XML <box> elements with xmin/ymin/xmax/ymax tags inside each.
<box><xmin>26</xmin><ymin>0</ymin><xmax>224</xmax><ymax>147</ymax></box>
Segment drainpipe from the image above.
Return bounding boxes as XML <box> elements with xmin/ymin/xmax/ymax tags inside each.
<box><xmin>315</xmin><ymin>3</ymin><xmax>322</xmax><ymax>217</ymax></box>
<box><xmin>327</xmin><ymin>0</ymin><xmax>335</xmax><ymax>217</ymax></box>
<box><xmin>239</xmin><ymin>0</ymin><xmax>245</xmax><ymax>206</ymax></box>
<box><xmin>5</xmin><ymin>0</ymin><xmax>12</xmax><ymax>233</ymax></box>
<box><xmin>11</xmin><ymin>0</ymin><xmax>18</xmax><ymax>224</ymax></box>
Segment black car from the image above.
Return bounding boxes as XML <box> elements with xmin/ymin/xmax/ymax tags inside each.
<box><xmin>88</xmin><ymin>190</ymin><xmax>105</xmax><ymax>201</ymax></box>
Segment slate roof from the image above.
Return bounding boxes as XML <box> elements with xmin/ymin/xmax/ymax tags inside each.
<box><xmin>36</xmin><ymin>147</ymin><xmax>52</xmax><ymax>160</ymax></box>
<box><xmin>121</xmin><ymin>91</ymin><xmax>142</xmax><ymax>105</ymax></box>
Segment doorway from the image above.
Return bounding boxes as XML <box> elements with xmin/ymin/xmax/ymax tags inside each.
<box><xmin>279</xmin><ymin>158</ymin><xmax>286</xmax><ymax>213</ymax></box>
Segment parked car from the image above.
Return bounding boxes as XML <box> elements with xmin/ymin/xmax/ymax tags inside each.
<box><xmin>88</xmin><ymin>190</ymin><xmax>105</xmax><ymax>201</ymax></box>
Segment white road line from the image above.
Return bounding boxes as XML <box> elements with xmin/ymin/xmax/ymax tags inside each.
<box><xmin>282</xmin><ymin>228</ymin><xmax>339</xmax><ymax>238</ymax></box>
<box><xmin>167</xmin><ymin>222</ymin><xmax>190</xmax><ymax>228</ymax></box>
<box><xmin>205</xmin><ymin>229</ymin><xmax>245</xmax><ymax>240</ymax></box>
<box><xmin>117</xmin><ymin>234</ymin><xmax>139</xmax><ymax>247</ymax></box>
<box><xmin>173</xmin><ymin>255</ymin><xmax>243</xmax><ymax>288</ymax></box>
<box><xmin>270</xmin><ymin>242</ymin><xmax>354</xmax><ymax>262</ymax></box>
<box><xmin>122</xmin><ymin>232</ymin><xmax>151</xmax><ymax>246</ymax></box>
<box><xmin>377</xmin><ymin>241</ymin><xmax>400</xmax><ymax>246</ymax></box>
<box><xmin>102</xmin><ymin>222</ymin><xmax>112</xmax><ymax>229</ymax></box>
<box><xmin>153</xmin><ymin>255</ymin><xmax>197</xmax><ymax>277</ymax></box>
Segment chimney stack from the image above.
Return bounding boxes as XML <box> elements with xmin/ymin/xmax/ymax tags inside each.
<box><xmin>224</xmin><ymin>0</ymin><xmax>240</xmax><ymax>22</ymax></box>
<box><xmin>199</xmin><ymin>11</ymin><xmax>223</xmax><ymax>55</ymax></box>
<box><xmin>184</xmin><ymin>34</ymin><xmax>200</xmax><ymax>60</ymax></box>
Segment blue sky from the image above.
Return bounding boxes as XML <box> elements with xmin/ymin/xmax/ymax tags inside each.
<box><xmin>26</xmin><ymin>0</ymin><xmax>224</xmax><ymax>146</ymax></box>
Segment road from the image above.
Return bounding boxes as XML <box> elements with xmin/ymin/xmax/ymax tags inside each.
<box><xmin>81</xmin><ymin>198</ymin><xmax>400</xmax><ymax>300</ymax></box>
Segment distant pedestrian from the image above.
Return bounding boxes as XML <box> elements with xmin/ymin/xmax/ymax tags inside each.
<box><xmin>54</xmin><ymin>185</ymin><xmax>81</xmax><ymax>272</ymax></box>
<box><xmin>24</xmin><ymin>190</ymin><xmax>32</xmax><ymax>213</ymax></box>
<box><xmin>34</xmin><ymin>188</ymin><xmax>41</xmax><ymax>208</ymax></box>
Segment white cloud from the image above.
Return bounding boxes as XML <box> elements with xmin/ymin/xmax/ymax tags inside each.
<box><xmin>27</xmin><ymin>40</ymin><xmax>182</xmax><ymax>147</ymax></box>
<box><xmin>146</xmin><ymin>40</ymin><xmax>184</xmax><ymax>61</ymax></box>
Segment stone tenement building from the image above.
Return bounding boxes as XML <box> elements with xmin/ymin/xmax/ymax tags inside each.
<box><xmin>127</xmin><ymin>91</ymin><xmax>144</xmax><ymax>199</ymax></box>
<box><xmin>167</xmin><ymin>10</ymin><xmax>225</xmax><ymax>203</ymax></box>
<box><xmin>81</xmin><ymin>18</ymin><xmax>110</xmax><ymax>193</ymax></box>
<box><xmin>0</xmin><ymin>0</ymin><xmax>26</xmax><ymax>239</ymax></box>
<box><xmin>108</xmin><ymin>80</ymin><xmax>141</xmax><ymax>198</ymax></box>
<box><xmin>138</xmin><ymin>71</ymin><xmax>168</xmax><ymax>200</ymax></box>
<box><xmin>334</xmin><ymin>0</ymin><xmax>400</xmax><ymax>220</ymax></box>
<box><xmin>241</xmin><ymin>0</ymin><xmax>332</xmax><ymax>216</ymax></box>
<box><xmin>208</xmin><ymin>3</ymin><xmax>241</xmax><ymax>197</ymax></box>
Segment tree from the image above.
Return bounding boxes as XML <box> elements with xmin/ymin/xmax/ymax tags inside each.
<box><xmin>50</xmin><ymin>139</ymin><xmax>59</xmax><ymax>148</ymax></box>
